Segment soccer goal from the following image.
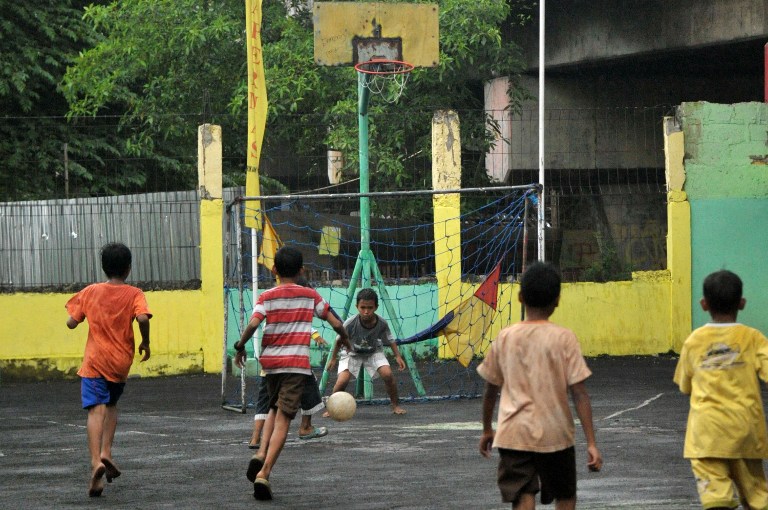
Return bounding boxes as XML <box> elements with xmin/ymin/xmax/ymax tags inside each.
<box><xmin>221</xmin><ymin>185</ymin><xmax>540</xmax><ymax>411</ymax></box>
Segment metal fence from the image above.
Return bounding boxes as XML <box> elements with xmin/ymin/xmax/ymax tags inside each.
<box><xmin>1</xmin><ymin>106</ymin><xmax>672</xmax><ymax>289</ymax></box>
<box><xmin>0</xmin><ymin>191</ymin><xmax>210</xmax><ymax>291</ymax></box>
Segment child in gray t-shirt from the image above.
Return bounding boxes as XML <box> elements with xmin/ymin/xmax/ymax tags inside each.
<box><xmin>328</xmin><ymin>288</ymin><xmax>407</xmax><ymax>414</ymax></box>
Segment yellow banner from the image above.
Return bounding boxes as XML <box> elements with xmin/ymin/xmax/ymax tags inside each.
<box><xmin>245</xmin><ymin>0</ymin><xmax>268</xmax><ymax>228</ymax></box>
<box><xmin>257</xmin><ymin>214</ymin><xmax>283</xmax><ymax>271</ymax></box>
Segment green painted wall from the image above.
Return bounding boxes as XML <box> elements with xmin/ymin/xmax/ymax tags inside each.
<box><xmin>681</xmin><ymin>102</ymin><xmax>768</xmax><ymax>332</ymax></box>
<box><xmin>690</xmin><ymin>199</ymin><xmax>768</xmax><ymax>330</ymax></box>
<box><xmin>226</xmin><ymin>285</ymin><xmax>442</xmax><ymax>367</ymax></box>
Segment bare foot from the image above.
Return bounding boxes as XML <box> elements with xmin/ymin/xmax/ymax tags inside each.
<box><xmin>392</xmin><ymin>406</ymin><xmax>406</xmax><ymax>415</ymax></box>
<box><xmin>88</xmin><ymin>463</ymin><xmax>106</xmax><ymax>497</ymax></box>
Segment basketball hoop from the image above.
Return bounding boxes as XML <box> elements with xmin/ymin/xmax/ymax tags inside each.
<box><xmin>354</xmin><ymin>58</ymin><xmax>414</xmax><ymax>103</ymax></box>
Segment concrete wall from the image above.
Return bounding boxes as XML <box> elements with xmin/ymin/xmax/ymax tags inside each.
<box><xmin>678</xmin><ymin>102</ymin><xmax>768</xmax><ymax>333</ymax></box>
<box><xmin>0</xmin><ymin>117</ymin><xmax>694</xmax><ymax>381</ymax></box>
<box><xmin>518</xmin><ymin>0</ymin><xmax>768</xmax><ymax>70</ymax></box>
<box><xmin>0</xmin><ymin>125</ymin><xmax>225</xmax><ymax>380</ymax></box>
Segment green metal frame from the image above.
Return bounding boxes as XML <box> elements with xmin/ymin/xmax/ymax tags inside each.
<box><xmin>319</xmin><ymin>72</ymin><xmax>425</xmax><ymax>398</ymax></box>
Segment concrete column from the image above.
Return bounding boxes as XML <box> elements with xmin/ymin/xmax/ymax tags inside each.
<box><xmin>663</xmin><ymin>117</ymin><xmax>691</xmax><ymax>352</ymax></box>
<box><xmin>432</xmin><ymin>110</ymin><xmax>462</xmax><ymax>359</ymax></box>
<box><xmin>198</xmin><ymin>124</ymin><xmax>225</xmax><ymax>372</ymax></box>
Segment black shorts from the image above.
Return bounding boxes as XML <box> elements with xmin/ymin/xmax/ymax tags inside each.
<box><xmin>497</xmin><ymin>447</ymin><xmax>576</xmax><ymax>505</ymax></box>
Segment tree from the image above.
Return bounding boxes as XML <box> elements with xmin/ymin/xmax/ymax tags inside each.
<box><xmin>0</xmin><ymin>1</ymin><xmax>105</xmax><ymax>200</ymax></box>
<box><xmin>59</xmin><ymin>0</ymin><xmax>533</xmax><ymax>206</ymax></box>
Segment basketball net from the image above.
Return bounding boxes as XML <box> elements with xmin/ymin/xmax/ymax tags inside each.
<box><xmin>355</xmin><ymin>59</ymin><xmax>414</xmax><ymax>104</ymax></box>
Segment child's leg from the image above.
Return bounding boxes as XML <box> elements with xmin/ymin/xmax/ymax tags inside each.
<box><xmin>100</xmin><ymin>404</ymin><xmax>118</xmax><ymax>462</ymax></box>
<box><xmin>86</xmin><ymin>404</ymin><xmax>107</xmax><ymax>496</ymax></box>
<box><xmin>253</xmin><ymin>374</ymin><xmax>303</xmax><ymax>482</ymax></box>
<box><xmin>298</xmin><ymin>375</ymin><xmax>327</xmax><ymax>438</ymax></box>
<box><xmin>377</xmin><ymin>364</ymin><xmax>405</xmax><ymax>414</ymax></box>
<box><xmin>250</xmin><ymin>419</ymin><xmax>265</xmax><ymax>447</ymax></box>
<box><xmin>332</xmin><ymin>369</ymin><xmax>351</xmax><ymax>393</ymax></box>
<box><xmin>512</xmin><ymin>493</ymin><xmax>535</xmax><ymax>510</ymax></box>
<box><xmin>86</xmin><ymin>404</ymin><xmax>107</xmax><ymax>469</ymax></box>
<box><xmin>691</xmin><ymin>458</ymin><xmax>740</xmax><ymax>509</ymax></box>
<box><xmin>730</xmin><ymin>458</ymin><xmax>768</xmax><ymax>510</ymax></box>
<box><xmin>257</xmin><ymin>409</ymin><xmax>291</xmax><ymax>481</ymax></box>
<box><xmin>554</xmin><ymin>498</ymin><xmax>575</xmax><ymax>510</ymax></box>
<box><xmin>250</xmin><ymin>381</ymin><xmax>270</xmax><ymax>447</ymax></box>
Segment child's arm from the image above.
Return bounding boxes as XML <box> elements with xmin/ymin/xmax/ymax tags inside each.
<box><xmin>136</xmin><ymin>313</ymin><xmax>151</xmax><ymax>362</ymax></box>
<box><xmin>479</xmin><ymin>381</ymin><xmax>499</xmax><ymax>458</ymax></box>
<box><xmin>233</xmin><ymin>316</ymin><xmax>263</xmax><ymax>368</ymax></box>
<box><xmin>570</xmin><ymin>381</ymin><xmax>603</xmax><ymax>472</ymax></box>
<box><xmin>328</xmin><ymin>332</ymin><xmax>345</xmax><ymax>370</ymax></box>
<box><xmin>326</xmin><ymin>312</ymin><xmax>351</xmax><ymax>352</ymax></box>
<box><xmin>311</xmin><ymin>329</ymin><xmax>327</xmax><ymax>348</ymax></box>
<box><xmin>388</xmin><ymin>341</ymin><xmax>406</xmax><ymax>371</ymax></box>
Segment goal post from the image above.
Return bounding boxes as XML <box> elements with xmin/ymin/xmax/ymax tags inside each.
<box><xmin>220</xmin><ymin>185</ymin><xmax>539</xmax><ymax>410</ymax></box>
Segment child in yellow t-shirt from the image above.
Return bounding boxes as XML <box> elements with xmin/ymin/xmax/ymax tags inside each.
<box><xmin>674</xmin><ymin>269</ymin><xmax>768</xmax><ymax>510</ymax></box>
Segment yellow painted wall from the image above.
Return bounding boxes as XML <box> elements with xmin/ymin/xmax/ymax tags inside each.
<box><xmin>0</xmin><ymin>124</ymin><xmax>224</xmax><ymax>381</ymax></box>
<box><xmin>555</xmin><ymin>272</ymin><xmax>673</xmax><ymax>355</ymax></box>
<box><xmin>0</xmin><ymin>290</ymin><xmax>206</xmax><ymax>379</ymax></box>
<box><xmin>455</xmin><ymin>271</ymin><xmax>673</xmax><ymax>359</ymax></box>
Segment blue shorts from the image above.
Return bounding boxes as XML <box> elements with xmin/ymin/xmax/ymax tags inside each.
<box><xmin>81</xmin><ymin>377</ymin><xmax>125</xmax><ymax>409</ymax></box>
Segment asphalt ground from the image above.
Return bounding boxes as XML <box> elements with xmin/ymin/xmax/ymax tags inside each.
<box><xmin>2</xmin><ymin>355</ymin><xmax>761</xmax><ymax>509</ymax></box>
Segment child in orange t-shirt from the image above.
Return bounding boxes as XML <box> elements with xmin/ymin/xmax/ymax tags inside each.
<box><xmin>66</xmin><ymin>243</ymin><xmax>152</xmax><ymax>497</ymax></box>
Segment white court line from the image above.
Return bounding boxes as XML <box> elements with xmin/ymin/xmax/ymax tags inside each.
<box><xmin>123</xmin><ymin>430</ymin><xmax>170</xmax><ymax>437</ymax></box>
<box><xmin>602</xmin><ymin>393</ymin><xmax>664</xmax><ymax>420</ymax></box>
<box><xmin>403</xmin><ymin>421</ymin><xmax>484</xmax><ymax>431</ymax></box>
<box><xmin>21</xmin><ymin>417</ymin><xmax>170</xmax><ymax>437</ymax></box>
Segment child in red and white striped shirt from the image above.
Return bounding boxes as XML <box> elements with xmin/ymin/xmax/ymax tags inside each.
<box><xmin>234</xmin><ymin>246</ymin><xmax>350</xmax><ymax>500</ymax></box>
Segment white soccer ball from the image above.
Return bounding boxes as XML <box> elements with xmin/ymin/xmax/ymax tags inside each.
<box><xmin>326</xmin><ymin>391</ymin><xmax>357</xmax><ymax>422</ymax></box>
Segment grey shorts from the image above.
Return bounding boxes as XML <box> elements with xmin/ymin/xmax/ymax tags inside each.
<box><xmin>497</xmin><ymin>447</ymin><xmax>576</xmax><ymax>505</ymax></box>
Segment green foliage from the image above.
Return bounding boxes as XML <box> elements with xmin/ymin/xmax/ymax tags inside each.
<box><xmin>5</xmin><ymin>0</ymin><xmax>533</xmax><ymax>203</ymax></box>
<box><xmin>582</xmin><ymin>245</ymin><xmax>632</xmax><ymax>282</ymax></box>
<box><xmin>0</xmin><ymin>1</ymin><xmax>103</xmax><ymax>200</ymax></box>
<box><xmin>61</xmin><ymin>0</ymin><xmax>247</xmax><ymax>194</ymax></box>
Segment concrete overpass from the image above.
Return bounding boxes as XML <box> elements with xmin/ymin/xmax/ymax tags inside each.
<box><xmin>485</xmin><ymin>0</ymin><xmax>768</xmax><ymax>181</ymax></box>
<box><xmin>511</xmin><ymin>0</ymin><xmax>768</xmax><ymax>108</ymax></box>
<box><xmin>518</xmin><ymin>0</ymin><xmax>768</xmax><ymax>80</ymax></box>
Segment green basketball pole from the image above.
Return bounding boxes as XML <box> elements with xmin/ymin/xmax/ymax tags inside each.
<box><xmin>320</xmin><ymin>71</ymin><xmax>425</xmax><ymax>398</ymax></box>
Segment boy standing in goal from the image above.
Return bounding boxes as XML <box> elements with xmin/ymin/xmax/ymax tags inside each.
<box><xmin>674</xmin><ymin>270</ymin><xmax>768</xmax><ymax>509</ymax></box>
<box><xmin>327</xmin><ymin>288</ymin><xmax>407</xmax><ymax>415</ymax></box>
<box><xmin>65</xmin><ymin>242</ymin><xmax>152</xmax><ymax>497</ymax></box>
<box><xmin>234</xmin><ymin>246</ymin><xmax>351</xmax><ymax>500</ymax></box>
<box><xmin>477</xmin><ymin>261</ymin><xmax>602</xmax><ymax>509</ymax></box>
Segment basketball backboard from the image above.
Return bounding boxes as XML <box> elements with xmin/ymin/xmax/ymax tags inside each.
<box><xmin>313</xmin><ymin>2</ymin><xmax>439</xmax><ymax>67</ymax></box>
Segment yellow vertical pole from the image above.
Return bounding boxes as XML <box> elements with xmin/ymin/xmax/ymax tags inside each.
<box><xmin>664</xmin><ymin>117</ymin><xmax>691</xmax><ymax>352</ymax></box>
<box><xmin>431</xmin><ymin>111</ymin><xmax>463</xmax><ymax>359</ymax></box>
<box><xmin>198</xmin><ymin>124</ymin><xmax>225</xmax><ymax>373</ymax></box>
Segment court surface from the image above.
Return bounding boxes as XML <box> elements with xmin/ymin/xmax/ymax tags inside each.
<box><xmin>1</xmin><ymin>355</ymin><xmax>756</xmax><ymax>509</ymax></box>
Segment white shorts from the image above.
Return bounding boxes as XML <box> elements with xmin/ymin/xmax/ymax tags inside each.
<box><xmin>338</xmin><ymin>351</ymin><xmax>389</xmax><ymax>380</ymax></box>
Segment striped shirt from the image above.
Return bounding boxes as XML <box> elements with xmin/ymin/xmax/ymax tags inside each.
<box><xmin>252</xmin><ymin>284</ymin><xmax>330</xmax><ymax>375</ymax></box>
